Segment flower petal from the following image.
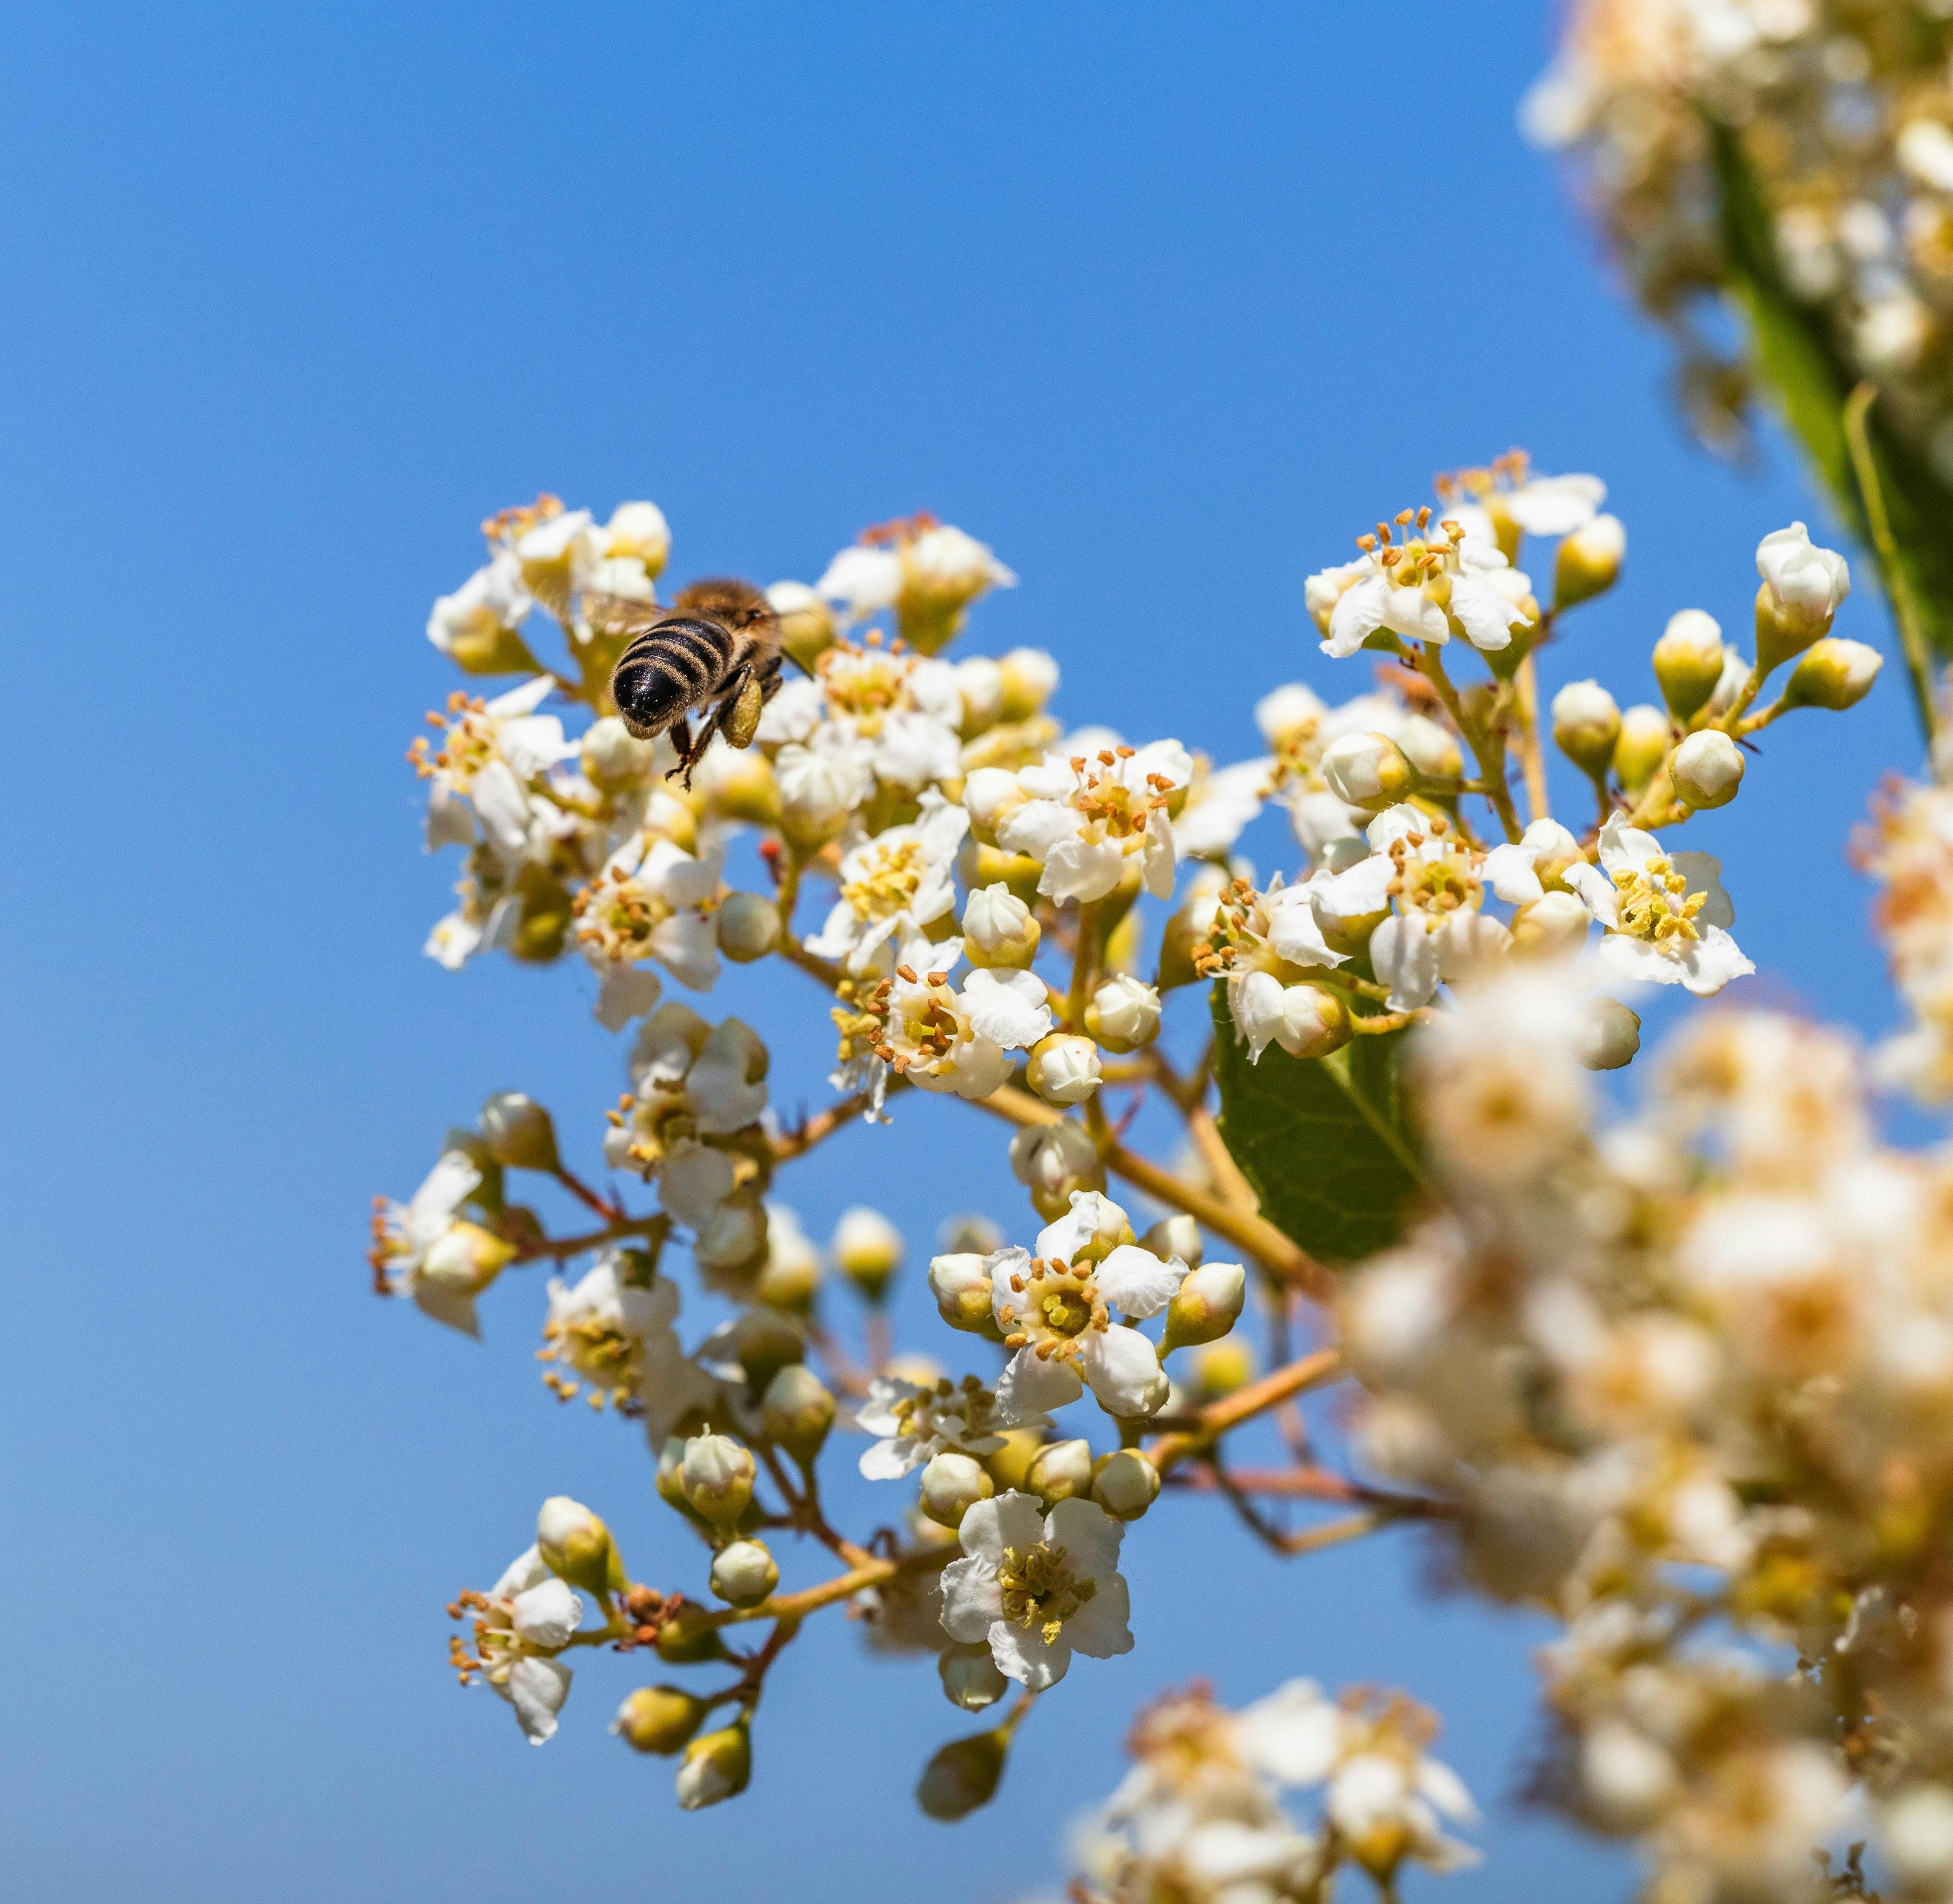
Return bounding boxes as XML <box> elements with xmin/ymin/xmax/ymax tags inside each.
<box><xmin>1095</xmin><ymin>1244</ymin><xmax>1183</xmax><ymax>1320</ymax></box>
<box><xmin>1042</xmin><ymin>1496</ymin><xmax>1124</xmax><ymax>1580</ymax></box>
<box><xmin>938</xmin><ymin>1555</ymin><xmax>1004</xmax><ymax>1641</ymax></box>
<box><xmin>1079</xmin><ymin>1325</ymin><xmax>1169</xmax><ymax>1417</ymax></box>
<box><xmin>987</xmin><ymin>1617</ymin><xmax>1072</xmax><ymax>1690</ymax></box>
<box><xmin>996</xmin><ymin>1344</ymin><xmax>1085</xmax><ymax>1421</ymax></box>
<box><xmin>1059</xmin><ymin>1571</ymin><xmax>1133</xmax><ymax>1660</ymax></box>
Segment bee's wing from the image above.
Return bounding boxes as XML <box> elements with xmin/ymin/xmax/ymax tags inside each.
<box><xmin>582</xmin><ymin>590</ymin><xmax>670</xmax><ymax>634</ymax></box>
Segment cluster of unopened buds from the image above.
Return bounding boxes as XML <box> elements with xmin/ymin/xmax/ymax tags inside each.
<box><xmin>373</xmin><ymin>446</ymin><xmax>1953</xmax><ymax>1904</ymax></box>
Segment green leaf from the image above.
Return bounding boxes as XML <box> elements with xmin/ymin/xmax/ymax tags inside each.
<box><xmin>1711</xmin><ymin>119</ymin><xmax>1953</xmax><ymax>707</ymax></box>
<box><xmin>1209</xmin><ymin>985</ymin><xmax>1423</xmax><ymax>1267</ymax></box>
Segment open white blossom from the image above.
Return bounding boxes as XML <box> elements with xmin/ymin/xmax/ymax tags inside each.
<box><xmin>1564</xmin><ymin>815</ymin><xmax>1752</xmax><ymax>997</ymax></box>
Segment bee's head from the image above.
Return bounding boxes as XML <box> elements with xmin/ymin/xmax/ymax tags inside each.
<box><xmin>672</xmin><ymin>576</ymin><xmax>776</xmax><ymax>636</ymax></box>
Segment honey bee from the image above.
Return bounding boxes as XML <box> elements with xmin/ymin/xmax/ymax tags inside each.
<box><xmin>589</xmin><ymin>578</ymin><xmax>784</xmax><ymax>786</ymax></box>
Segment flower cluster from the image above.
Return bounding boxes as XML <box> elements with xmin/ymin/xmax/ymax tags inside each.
<box><xmin>1528</xmin><ymin>0</ymin><xmax>1953</xmax><ymax>463</ymax></box>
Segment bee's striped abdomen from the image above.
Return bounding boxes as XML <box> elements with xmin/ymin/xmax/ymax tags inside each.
<box><xmin>611</xmin><ymin>614</ymin><xmax>734</xmax><ymax>737</ymax></box>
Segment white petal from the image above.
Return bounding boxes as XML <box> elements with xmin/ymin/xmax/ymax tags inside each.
<box><xmin>510</xmin><ymin>1578</ymin><xmax>584</xmax><ymax>1649</ymax></box>
<box><xmin>1239</xmin><ymin>1680</ymin><xmax>1343</xmax><ymax>1785</ymax></box>
<box><xmin>1596</xmin><ymin>814</ymin><xmax>1657</xmax><ymax>876</ymax></box>
<box><xmin>960</xmin><ymin>1490</ymin><xmax>1047</xmax><ymax>1567</ymax></box>
<box><xmin>649</xmin><ymin>910</ymin><xmax>720</xmax><ymax>992</ymax></box>
<box><xmin>1094</xmin><ymin>1244</ymin><xmax>1183</xmax><ymax>1320</ymax></box>
<box><xmin>1324</xmin><ymin>575</ymin><xmax>1390</xmax><ymax>658</ymax></box>
<box><xmin>490</xmin><ymin>1544</ymin><xmax>549</xmax><ymax>1600</ymax></box>
<box><xmin>1675</xmin><ymin>926</ymin><xmax>1755</xmax><ymax>997</ymax></box>
<box><xmin>858</xmin><ymin>1438</ymin><xmax>921</xmax><ymax>1480</ymax></box>
<box><xmin>938</xmin><ymin>1556</ymin><xmax>1004</xmax><ymax>1641</ymax></box>
<box><xmin>1042</xmin><ymin>1496</ymin><xmax>1124</xmax><ymax>1579</ymax></box>
<box><xmin>1059</xmin><ymin>1571</ymin><xmax>1132</xmax><ymax>1660</ymax></box>
<box><xmin>996</xmin><ymin>798</ymin><xmax>1082</xmax><ymax>860</ymax></box>
<box><xmin>962</xmin><ymin>969</ymin><xmax>1053</xmax><ymax>1049</ymax></box>
<box><xmin>594</xmin><ymin>962</ymin><xmax>663</xmax><ymax>1031</ymax></box>
<box><xmin>996</xmin><ymin>1345</ymin><xmax>1085</xmax><ymax>1421</ymax></box>
<box><xmin>1080</xmin><ymin>1325</ymin><xmax>1169</xmax><ymax>1417</ymax></box>
<box><xmin>1040</xmin><ymin>835</ymin><xmax>1125</xmax><ymax>903</ymax></box>
<box><xmin>987</xmin><ymin>1247</ymin><xmax>1035</xmax><ymax>1328</ymax></box>
<box><xmin>1481</xmin><ymin>843</ymin><xmax>1545</xmax><ymax>906</ymax></box>
<box><xmin>502</xmin><ymin>1655</ymin><xmax>572</xmax><ymax>1745</ymax></box>
<box><xmin>1370</xmin><ymin>913</ymin><xmax>1439</xmax><ymax>1011</ymax></box>
<box><xmin>1447</xmin><ymin>573</ymin><xmax>1521</xmax><ymax>652</ymax></box>
<box><xmin>1562</xmin><ymin>861</ymin><xmax>1620</xmax><ymax>928</ymax></box>
<box><xmin>1670</xmin><ymin>850</ymin><xmax>1735</xmax><ymax>928</ymax></box>
<box><xmin>988</xmin><ymin>1617</ymin><xmax>1072</xmax><ymax>1690</ymax></box>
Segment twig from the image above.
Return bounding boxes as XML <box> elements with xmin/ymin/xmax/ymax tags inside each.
<box><xmin>1843</xmin><ymin>378</ymin><xmax>1939</xmax><ymax>744</ymax></box>
<box><xmin>1145</xmin><ymin>1347</ymin><xmax>1346</xmax><ymax>1475</ymax></box>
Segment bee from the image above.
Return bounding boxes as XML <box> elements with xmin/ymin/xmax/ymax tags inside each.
<box><xmin>589</xmin><ymin>578</ymin><xmax>785</xmax><ymax>786</ymax></box>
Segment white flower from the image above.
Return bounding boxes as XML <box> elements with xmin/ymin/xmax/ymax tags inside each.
<box><xmin>993</xmin><ymin>742</ymin><xmax>1191</xmax><ymax>904</ymax></box>
<box><xmin>1321</xmin><ymin>554</ymin><xmax>1449</xmax><ymax>656</ymax></box>
<box><xmin>1564</xmin><ymin>815</ymin><xmax>1754</xmax><ymax>997</ymax></box>
<box><xmin>1319</xmin><ymin>527</ymin><xmax>1527</xmax><ymax>658</ymax></box>
<box><xmin>855</xmin><ymin>1373</ymin><xmax>1014</xmax><ymax>1478</ymax></box>
<box><xmin>466</xmin><ymin>1545</ymin><xmax>585</xmax><ymax>1745</ymax></box>
<box><xmin>1480</xmin><ymin>817</ymin><xmax>1582</xmax><ymax>905</ymax></box>
<box><xmin>816</xmin><ymin>543</ymin><xmax>903</xmax><ymax>618</ymax></box>
<box><xmin>989</xmin><ymin>1198</ymin><xmax>1177</xmax><ymax>1421</ymax></box>
<box><xmin>804</xmin><ymin>791</ymin><xmax>969</xmax><ymax>974</ymax></box>
<box><xmin>1172</xmin><ymin>757</ymin><xmax>1270</xmax><ymax>858</ymax></box>
<box><xmin>939</xmin><ymin>1492</ymin><xmax>1132</xmax><ymax>1690</ymax></box>
<box><xmin>372</xmin><ymin>1150</ymin><xmax>512</xmax><ymax>1336</ymax></box>
<box><xmin>576</xmin><ymin>833</ymin><xmax>725</xmax><ymax>1000</ymax></box>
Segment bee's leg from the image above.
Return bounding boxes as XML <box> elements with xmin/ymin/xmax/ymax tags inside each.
<box><xmin>723</xmin><ymin>667</ymin><xmax>768</xmax><ymax>750</ymax></box>
<box><xmin>755</xmin><ymin>656</ymin><xmax>785</xmax><ymax>707</ymax></box>
<box><xmin>666</xmin><ymin>714</ymin><xmax>698</xmax><ymax>787</ymax></box>
<box><xmin>684</xmin><ymin>666</ymin><xmax>752</xmax><ymax>774</ymax></box>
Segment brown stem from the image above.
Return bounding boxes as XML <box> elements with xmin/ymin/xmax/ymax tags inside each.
<box><xmin>1415</xmin><ymin>643</ymin><xmax>1523</xmax><ymax>843</ymax></box>
<box><xmin>550</xmin><ymin>1163</ymin><xmax>622</xmax><ymax>1222</ymax></box>
<box><xmin>1145</xmin><ymin>1347</ymin><xmax>1346</xmax><ymax>1475</ymax></box>
<box><xmin>1513</xmin><ymin>652</ymin><xmax>1550</xmax><ymax>823</ymax></box>
<box><xmin>511</xmin><ymin>1212</ymin><xmax>668</xmax><ymax>1266</ymax></box>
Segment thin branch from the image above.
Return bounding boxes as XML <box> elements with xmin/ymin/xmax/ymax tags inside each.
<box><xmin>1844</xmin><ymin>378</ymin><xmax>1938</xmax><ymax>744</ymax></box>
<box><xmin>1146</xmin><ymin>1347</ymin><xmax>1346</xmax><ymax>1475</ymax></box>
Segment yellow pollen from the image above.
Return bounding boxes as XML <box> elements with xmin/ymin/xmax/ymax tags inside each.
<box><xmin>998</xmin><ymin>1541</ymin><xmax>1097</xmax><ymax>1647</ymax></box>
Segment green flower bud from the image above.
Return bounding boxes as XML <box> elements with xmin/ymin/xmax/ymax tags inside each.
<box><xmin>715</xmin><ymin>892</ymin><xmax>782</xmax><ymax>962</ymax></box>
<box><xmin>1162</xmin><ymin>1261</ymin><xmax>1247</xmax><ymax>1352</ymax></box>
<box><xmin>1613</xmin><ymin>703</ymin><xmax>1671</xmax><ymax>792</ymax></box>
<box><xmin>919</xmin><ymin>1451</ymin><xmax>994</xmax><ymax>1528</ymax></box>
<box><xmin>1192</xmin><ymin>1339</ymin><xmax>1256</xmax><ymax>1400</ymax></box>
<box><xmin>1509</xmin><ymin>890</ymin><xmax>1592</xmax><ymax>958</ymax></box>
<box><xmin>1652</xmin><ymin>610</ymin><xmax>1726</xmax><ymax>722</ymax></box>
<box><xmin>654</xmin><ymin>1599</ymin><xmax>728</xmax><ymax>1665</ymax></box>
<box><xmin>709</xmin><ymin>1538</ymin><xmax>778</xmax><ymax>1608</ymax></box>
<box><xmin>1140</xmin><ymin>1213</ymin><xmax>1202</xmax><ymax>1270</ymax></box>
<box><xmin>1396</xmin><ymin>714</ymin><xmax>1464</xmax><ymax>782</ymax></box>
<box><xmin>613</xmin><ymin>1685</ymin><xmax>708</xmax><ymax>1755</ymax></box>
<box><xmin>1755</xmin><ymin>521</ymin><xmax>1850</xmax><ymax>672</ymax></box>
<box><xmin>928</xmin><ymin>1251</ymin><xmax>999</xmax><ymax>1337</ymax></box>
<box><xmin>832</xmin><ymin>1207</ymin><xmax>903</xmax><ymax>1303</ymax></box>
<box><xmin>1084</xmin><ymin>975</ymin><xmax>1161</xmax><ymax>1053</ymax></box>
<box><xmin>916</xmin><ymin>1728</ymin><xmax>1010</xmax><ymax>1821</ymax></box>
<box><xmin>1320</xmin><ymin>731</ymin><xmax>1416</xmax><ymax>812</ymax></box>
<box><xmin>767</xmin><ymin>581</ymin><xmax>836</xmax><ymax>673</ymax></box>
<box><xmin>1026</xmin><ymin>1033</ymin><xmax>1103</xmax><ymax>1107</ymax></box>
<box><xmin>680</xmin><ymin>1435</ymin><xmax>756</xmax><ymax>1527</ymax></box>
<box><xmin>1024</xmin><ymin>1438</ymin><xmax>1093</xmax><ymax>1507</ymax></box>
<box><xmin>1554</xmin><ymin>513</ymin><xmax>1625</xmax><ymax>609</ymax></box>
<box><xmin>479</xmin><ymin>1092</ymin><xmax>560</xmax><ymax>1171</ymax></box>
<box><xmin>1551</xmin><ymin>680</ymin><xmax>1621</xmax><ymax>777</ymax></box>
<box><xmin>761</xmin><ymin>1363</ymin><xmax>835</xmax><ymax>1463</ymax></box>
<box><xmin>694</xmin><ymin>746</ymin><xmax>781</xmax><ymax>827</ymax></box>
<box><xmin>582</xmin><ymin>716</ymin><xmax>658</xmax><ymax>792</ymax></box>
<box><xmin>728</xmin><ymin>1305</ymin><xmax>803</xmax><ymax>1393</ymax></box>
<box><xmin>536</xmin><ymin>1495</ymin><xmax>625</xmax><ymax>1597</ymax></box>
<box><xmin>1091</xmin><ymin>1448</ymin><xmax>1161</xmax><ymax>1521</ymax></box>
<box><xmin>1575</xmin><ymin>996</ymin><xmax>1641</xmax><ymax>1072</ymax></box>
<box><xmin>676</xmin><ymin>1721</ymin><xmax>752</xmax><ymax>1810</ymax></box>
<box><xmin>1784</xmin><ymin>637</ymin><xmax>1883</xmax><ymax>711</ymax></box>
<box><xmin>938</xmin><ymin>1643</ymin><xmax>1009</xmax><ymax>1712</ymax></box>
<box><xmin>1007</xmin><ymin>1120</ymin><xmax>1104</xmax><ymax>1221</ymax></box>
<box><xmin>982</xmin><ymin>1428</ymin><xmax>1045</xmax><ymax>1494</ymax></box>
<box><xmin>1670</xmin><ymin>729</ymin><xmax>1744</xmax><ymax>811</ymax></box>
<box><xmin>961</xmin><ymin>883</ymin><xmax>1041</xmax><ymax>969</ymax></box>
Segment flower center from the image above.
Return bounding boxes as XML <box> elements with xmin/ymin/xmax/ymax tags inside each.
<box><xmin>841</xmin><ymin>840</ymin><xmax>925</xmax><ymax>921</ymax></box>
<box><xmin>1612</xmin><ymin>856</ymin><xmax>1706</xmax><ymax>946</ymax></box>
<box><xmin>998</xmin><ymin>1541</ymin><xmax>1097</xmax><ymax>1646</ymax></box>
<box><xmin>1040</xmin><ymin>1289</ymin><xmax>1093</xmax><ymax>1337</ymax></box>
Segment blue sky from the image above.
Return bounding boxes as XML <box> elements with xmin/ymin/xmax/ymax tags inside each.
<box><xmin>0</xmin><ymin>6</ymin><xmax>1923</xmax><ymax>1902</ymax></box>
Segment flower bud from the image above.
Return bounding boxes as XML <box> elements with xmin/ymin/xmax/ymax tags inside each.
<box><xmin>480</xmin><ymin>1092</ymin><xmax>560</xmax><ymax>1171</ymax></box>
<box><xmin>1652</xmin><ymin>610</ymin><xmax>1726</xmax><ymax>722</ymax></box>
<box><xmin>1027</xmin><ymin>1033</ymin><xmax>1102</xmax><ymax>1106</ymax></box>
<box><xmin>694</xmin><ymin>1191</ymin><xmax>769</xmax><ymax>1284</ymax></box>
<box><xmin>1554</xmin><ymin>512</ymin><xmax>1626</xmax><ymax>609</ymax></box>
<box><xmin>938</xmin><ymin>1643</ymin><xmax>1009</xmax><ymax>1712</ymax></box>
<box><xmin>1084</xmin><ymin>975</ymin><xmax>1161</xmax><ymax>1053</ymax></box>
<box><xmin>775</xmin><ymin>744</ymin><xmax>860</xmax><ymax>852</ymax></box>
<box><xmin>832</xmin><ymin>1206</ymin><xmax>903</xmax><ymax>1303</ymax></box>
<box><xmin>1670</xmin><ymin>729</ymin><xmax>1744</xmax><ymax>811</ymax></box>
<box><xmin>983</xmin><ymin>1428</ymin><xmax>1044</xmax><ymax>1493</ymax></box>
<box><xmin>603</xmin><ymin>501</ymin><xmax>670</xmax><ymax>576</ymax></box>
<box><xmin>582</xmin><ymin>715</ymin><xmax>658</xmax><ymax>792</ymax></box>
<box><xmin>961</xmin><ymin>883</ymin><xmax>1040</xmax><ymax>970</ymax></box>
<box><xmin>1279</xmin><ymin>982</ymin><xmax>1351</xmax><ymax>1061</ymax></box>
<box><xmin>765</xmin><ymin>580</ymin><xmax>836</xmax><ymax>672</ymax></box>
<box><xmin>1509</xmin><ymin>890</ymin><xmax>1591</xmax><ymax>957</ymax></box>
<box><xmin>709</xmin><ymin>1538</ymin><xmax>779</xmax><ymax>1608</ymax></box>
<box><xmin>1024</xmin><ymin>1438</ymin><xmax>1094</xmax><ymax>1507</ymax></box>
<box><xmin>656</xmin><ymin>1436</ymin><xmax>693</xmax><ymax>1513</ymax></box>
<box><xmin>753</xmin><ymin>1208</ymin><xmax>820</xmax><ymax>1313</ymax></box>
<box><xmin>1784</xmin><ymin>636</ymin><xmax>1883</xmax><ymax>711</ymax></box>
<box><xmin>1575</xmin><ymin>997</ymin><xmax>1641</xmax><ymax>1072</ymax></box>
<box><xmin>761</xmin><ymin>1363</ymin><xmax>835</xmax><ymax>1463</ymax></box>
<box><xmin>536</xmin><ymin>1496</ymin><xmax>624</xmax><ymax>1596</ymax></box>
<box><xmin>691</xmin><ymin>744</ymin><xmax>780</xmax><ymax>827</ymax></box>
<box><xmin>1163</xmin><ymin>1261</ymin><xmax>1247</xmax><ymax>1351</ymax></box>
<box><xmin>996</xmin><ymin>648</ymin><xmax>1059</xmax><ymax>723</ymax></box>
<box><xmin>1613</xmin><ymin>704</ymin><xmax>1671</xmax><ymax>792</ymax></box>
<box><xmin>714</xmin><ymin>892</ymin><xmax>782</xmax><ymax>963</ymax></box>
<box><xmin>654</xmin><ymin>1599</ymin><xmax>728</xmax><ymax>1664</ymax></box>
<box><xmin>928</xmin><ymin>1251</ymin><xmax>998</xmax><ymax>1336</ymax></box>
<box><xmin>676</xmin><ymin>1721</ymin><xmax>752</xmax><ymax>1810</ymax></box>
<box><xmin>1140</xmin><ymin>1213</ymin><xmax>1202</xmax><ymax>1270</ymax></box>
<box><xmin>728</xmin><ymin>1305</ymin><xmax>803</xmax><ymax>1393</ymax></box>
<box><xmin>1008</xmin><ymin>1120</ymin><xmax>1104</xmax><ymax>1220</ymax></box>
<box><xmin>1091</xmin><ymin>1448</ymin><xmax>1160</xmax><ymax>1521</ymax></box>
<box><xmin>1396</xmin><ymin>714</ymin><xmax>1463</xmax><ymax>783</ymax></box>
<box><xmin>680</xmin><ymin>1435</ymin><xmax>756</xmax><ymax>1527</ymax></box>
<box><xmin>1755</xmin><ymin>521</ymin><xmax>1850</xmax><ymax>669</ymax></box>
<box><xmin>1552</xmin><ymin>681</ymin><xmax>1621</xmax><ymax>777</ymax></box>
<box><xmin>917</xmin><ymin>1728</ymin><xmax>1010</xmax><ymax>1821</ymax></box>
<box><xmin>1320</xmin><ymin>731</ymin><xmax>1416</xmax><ymax>811</ymax></box>
<box><xmin>613</xmin><ymin>1685</ymin><xmax>708</xmax><ymax>1755</ymax></box>
<box><xmin>918</xmin><ymin>1451</ymin><xmax>995</xmax><ymax>1528</ymax></box>
<box><xmin>418</xmin><ymin>1220</ymin><xmax>515</xmax><ymax>1297</ymax></box>
<box><xmin>961</xmin><ymin>768</ymin><xmax>1027</xmax><ymax>847</ymax></box>
<box><xmin>1193</xmin><ymin>1338</ymin><xmax>1256</xmax><ymax>1398</ymax></box>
